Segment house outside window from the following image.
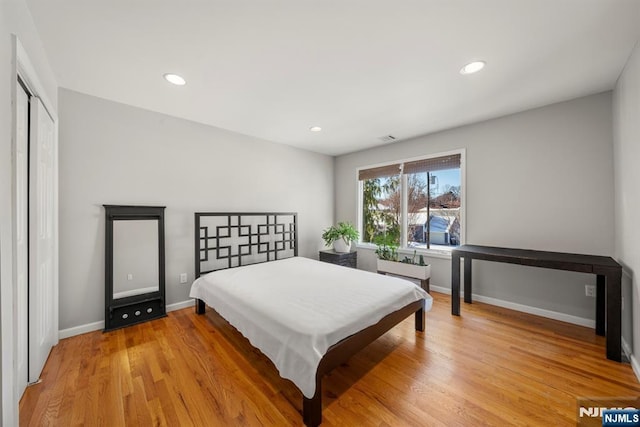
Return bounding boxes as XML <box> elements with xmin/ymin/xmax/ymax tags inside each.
<box><xmin>358</xmin><ymin>150</ymin><xmax>464</xmax><ymax>254</ymax></box>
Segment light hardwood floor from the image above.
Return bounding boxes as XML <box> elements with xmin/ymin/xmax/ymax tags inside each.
<box><xmin>20</xmin><ymin>292</ymin><xmax>640</xmax><ymax>426</ymax></box>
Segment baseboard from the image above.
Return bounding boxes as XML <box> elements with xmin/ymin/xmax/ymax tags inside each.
<box><xmin>58</xmin><ymin>299</ymin><xmax>195</xmax><ymax>340</ymax></box>
<box><xmin>622</xmin><ymin>337</ymin><xmax>632</xmax><ymax>360</ymax></box>
<box><xmin>430</xmin><ymin>284</ymin><xmax>595</xmax><ymax>329</ymax></box>
<box><xmin>629</xmin><ymin>353</ymin><xmax>640</xmax><ymax>383</ymax></box>
<box><xmin>58</xmin><ymin>320</ymin><xmax>104</xmax><ymax>339</ymax></box>
<box><xmin>167</xmin><ymin>299</ymin><xmax>195</xmax><ymax>312</ymax></box>
<box><xmin>622</xmin><ymin>338</ymin><xmax>640</xmax><ymax>383</ymax></box>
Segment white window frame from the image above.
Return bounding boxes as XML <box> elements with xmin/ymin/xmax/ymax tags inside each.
<box><xmin>356</xmin><ymin>148</ymin><xmax>466</xmax><ymax>259</ymax></box>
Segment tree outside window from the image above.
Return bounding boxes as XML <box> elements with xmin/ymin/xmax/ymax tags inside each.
<box><xmin>362</xmin><ymin>174</ymin><xmax>400</xmax><ymax>246</ymax></box>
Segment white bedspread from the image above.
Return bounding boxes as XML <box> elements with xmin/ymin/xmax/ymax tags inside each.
<box><xmin>189</xmin><ymin>256</ymin><xmax>432</xmax><ymax>398</ymax></box>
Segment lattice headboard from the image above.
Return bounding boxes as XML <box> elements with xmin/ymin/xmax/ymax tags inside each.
<box><xmin>195</xmin><ymin>212</ymin><xmax>298</xmax><ymax>277</ymax></box>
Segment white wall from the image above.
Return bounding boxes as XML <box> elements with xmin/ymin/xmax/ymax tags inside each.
<box><xmin>613</xmin><ymin>39</ymin><xmax>640</xmax><ymax>375</ymax></box>
<box><xmin>336</xmin><ymin>93</ymin><xmax>614</xmax><ymax>322</ymax></box>
<box><xmin>58</xmin><ymin>88</ymin><xmax>334</xmax><ymax>332</ymax></box>
<box><xmin>0</xmin><ymin>0</ymin><xmax>59</xmax><ymax>424</ymax></box>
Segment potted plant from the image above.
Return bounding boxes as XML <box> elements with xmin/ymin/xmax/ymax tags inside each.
<box><xmin>374</xmin><ymin>237</ymin><xmax>399</xmax><ymax>262</ymax></box>
<box><xmin>374</xmin><ymin>236</ymin><xmax>431</xmax><ymax>290</ymax></box>
<box><xmin>322</xmin><ymin>222</ymin><xmax>359</xmax><ymax>253</ymax></box>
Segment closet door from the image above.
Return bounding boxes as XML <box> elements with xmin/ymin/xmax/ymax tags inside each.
<box><xmin>28</xmin><ymin>97</ymin><xmax>57</xmax><ymax>383</ymax></box>
<box><xmin>16</xmin><ymin>83</ymin><xmax>29</xmax><ymax>395</ymax></box>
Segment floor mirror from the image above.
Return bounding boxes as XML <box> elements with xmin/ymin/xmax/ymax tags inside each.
<box><xmin>104</xmin><ymin>205</ymin><xmax>166</xmax><ymax>331</ymax></box>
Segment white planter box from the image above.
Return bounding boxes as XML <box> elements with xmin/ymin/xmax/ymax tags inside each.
<box><xmin>377</xmin><ymin>259</ymin><xmax>431</xmax><ymax>280</ymax></box>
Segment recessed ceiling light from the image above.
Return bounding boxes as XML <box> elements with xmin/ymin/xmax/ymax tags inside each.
<box><xmin>460</xmin><ymin>61</ymin><xmax>486</xmax><ymax>75</ymax></box>
<box><xmin>309</xmin><ymin>126</ymin><xmax>322</xmax><ymax>132</ymax></box>
<box><xmin>163</xmin><ymin>73</ymin><xmax>186</xmax><ymax>85</ymax></box>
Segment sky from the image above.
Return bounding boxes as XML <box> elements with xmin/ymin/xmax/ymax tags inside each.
<box><xmin>430</xmin><ymin>168</ymin><xmax>460</xmax><ymax>195</ymax></box>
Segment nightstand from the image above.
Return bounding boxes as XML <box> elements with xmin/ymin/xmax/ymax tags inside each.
<box><xmin>319</xmin><ymin>250</ymin><xmax>357</xmax><ymax>269</ymax></box>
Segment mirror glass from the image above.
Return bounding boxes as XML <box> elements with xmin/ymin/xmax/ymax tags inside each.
<box><xmin>112</xmin><ymin>219</ymin><xmax>159</xmax><ymax>299</ymax></box>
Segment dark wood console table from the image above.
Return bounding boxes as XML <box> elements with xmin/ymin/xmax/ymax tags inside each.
<box><xmin>451</xmin><ymin>244</ymin><xmax>622</xmax><ymax>362</ymax></box>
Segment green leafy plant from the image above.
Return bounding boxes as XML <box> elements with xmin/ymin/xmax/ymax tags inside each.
<box><xmin>376</xmin><ymin>243</ymin><xmax>427</xmax><ymax>266</ymax></box>
<box><xmin>373</xmin><ymin>233</ymin><xmax>399</xmax><ymax>261</ymax></box>
<box><xmin>400</xmin><ymin>250</ymin><xmax>418</xmax><ymax>264</ymax></box>
<box><xmin>322</xmin><ymin>222</ymin><xmax>359</xmax><ymax>247</ymax></box>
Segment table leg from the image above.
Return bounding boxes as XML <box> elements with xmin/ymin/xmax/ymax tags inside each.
<box><xmin>464</xmin><ymin>256</ymin><xmax>472</xmax><ymax>304</ymax></box>
<box><xmin>606</xmin><ymin>270</ymin><xmax>622</xmax><ymax>362</ymax></box>
<box><xmin>452</xmin><ymin>253</ymin><xmax>461</xmax><ymax>315</ymax></box>
<box><xmin>596</xmin><ymin>275</ymin><xmax>605</xmax><ymax>336</ymax></box>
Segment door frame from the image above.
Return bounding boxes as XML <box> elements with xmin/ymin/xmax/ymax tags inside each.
<box><xmin>2</xmin><ymin>35</ymin><xmax>59</xmax><ymax>425</ymax></box>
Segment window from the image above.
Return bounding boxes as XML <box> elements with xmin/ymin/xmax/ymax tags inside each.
<box><xmin>358</xmin><ymin>150</ymin><xmax>464</xmax><ymax>253</ymax></box>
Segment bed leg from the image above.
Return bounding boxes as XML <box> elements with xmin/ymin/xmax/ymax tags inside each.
<box><xmin>420</xmin><ymin>278</ymin><xmax>430</xmax><ymax>293</ymax></box>
<box><xmin>415</xmin><ymin>306</ymin><xmax>425</xmax><ymax>332</ymax></box>
<box><xmin>302</xmin><ymin>379</ymin><xmax>322</xmax><ymax>427</ymax></box>
<box><xmin>195</xmin><ymin>298</ymin><xmax>205</xmax><ymax>314</ymax></box>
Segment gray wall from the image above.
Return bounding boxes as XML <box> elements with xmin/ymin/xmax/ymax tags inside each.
<box><xmin>58</xmin><ymin>88</ymin><xmax>334</xmax><ymax>331</ymax></box>
<box><xmin>613</xmin><ymin>39</ymin><xmax>640</xmax><ymax>371</ymax></box>
<box><xmin>336</xmin><ymin>93</ymin><xmax>614</xmax><ymax>321</ymax></box>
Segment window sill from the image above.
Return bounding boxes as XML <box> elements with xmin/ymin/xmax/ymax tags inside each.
<box><xmin>354</xmin><ymin>243</ymin><xmax>453</xmax><ymax>260</ymax></box>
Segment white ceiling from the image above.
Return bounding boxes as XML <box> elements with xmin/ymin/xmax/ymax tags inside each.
<box><xmin>26</xmin><ymin>0</ymin><xmax>640</xmax><ymax>156</ymax></box>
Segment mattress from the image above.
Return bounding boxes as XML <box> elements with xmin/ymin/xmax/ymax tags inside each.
<box><xmin>189</xmin><ymin>256</ymin><xmax>432</xmax><ymax>398</ymax></box>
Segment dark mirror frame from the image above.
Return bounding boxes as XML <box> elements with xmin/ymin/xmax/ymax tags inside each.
<box><xmin>104</xmin><ymin>205</ymin><xmax>167</xmax><ymax>331</ymax></box>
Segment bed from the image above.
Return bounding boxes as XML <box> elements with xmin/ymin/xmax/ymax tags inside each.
<box><xmin>190</xmin><ymin>212</ymin><xmax>432</xmax><ymax>426</ymax></box>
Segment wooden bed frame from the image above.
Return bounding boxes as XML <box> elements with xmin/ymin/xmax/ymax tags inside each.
<box><xmin>193</xmin><ymin>212</ymin><xmax>426</xmax><ymax>426</ymax></box>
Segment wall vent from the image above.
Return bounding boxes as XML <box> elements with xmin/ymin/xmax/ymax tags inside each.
<box><xmin>378</xmin><ymin>135</ymin><xmax>396</xmax><ymax>143</ymax></box>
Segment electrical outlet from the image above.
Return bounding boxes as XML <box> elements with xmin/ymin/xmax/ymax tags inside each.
<box><xmin>179</xmin><ymin>273</ymin><xmax>188</xmax><ymax>284</ymax></box>
<box><xmin>585</xmin><ymin>284</ymin><xmax>596</xmax><ymax>297</ymax></box>
<box><xmin>127</xmin><ymin>273</ymin><xmax>133</xmax><ymax>281</ymax></box>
